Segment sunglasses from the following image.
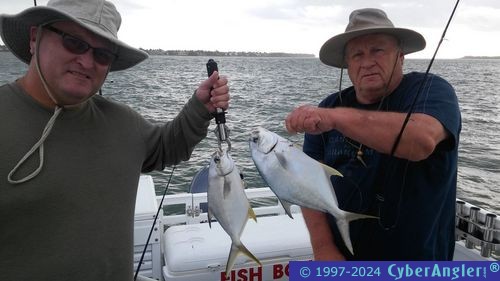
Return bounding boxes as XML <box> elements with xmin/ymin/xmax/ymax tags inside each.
<box><xmin>44</xmin><ymin>25</ymin><xmax>117</xmax><ymax>66</ymax></box>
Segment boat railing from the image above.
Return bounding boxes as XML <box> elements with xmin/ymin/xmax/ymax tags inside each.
<box><xmin>156</xmin><ymin>187</ymin><xmax>301</xmax><ymax>227</ymax></box>
<box><xmin>152</xmin><ymin>182</ymin><xmax>500</xmax><ymax>260</ymax></box>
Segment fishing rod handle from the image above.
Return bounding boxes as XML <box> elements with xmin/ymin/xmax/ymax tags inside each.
<box><xmin>206</xmin><ymin>59</ymin><xmax>228</xmax><ymax>142</ymax></box>
<box><xmin>207</xmin><ymin>59</ymin><xmax>226</xmax><ymax>116</ymax></box>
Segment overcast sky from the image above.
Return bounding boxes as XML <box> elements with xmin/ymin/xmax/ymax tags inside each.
<box><xmin>1</xmin><ymin>0</ymin><xmax>499</xmax><ymax>59</ymax></box>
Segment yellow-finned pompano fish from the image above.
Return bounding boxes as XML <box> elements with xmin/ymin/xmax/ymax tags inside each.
<box><xmin>207</xmin><ymin>148</ymin><xmax>261</xmax><ymax>272</ymax></box>
<box><xmin>249</xmin><ymin>127</ymin><xmax>377</xmax><ymax>255</ymax></box>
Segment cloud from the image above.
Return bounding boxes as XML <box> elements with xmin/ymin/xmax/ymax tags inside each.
<box><xmin>0</xmin><ymin>0</ymin><xmax>44</xmax><ymax>12</ymax></box>
<box><xmin>456</xmin><ymin>4</ymin><xmax>500</xmax><ymax>31</ymax></box>
<box><xmin>1</xmin><ymin>0</ymin><xmax>499</xmax><ymax>58</ymax></box>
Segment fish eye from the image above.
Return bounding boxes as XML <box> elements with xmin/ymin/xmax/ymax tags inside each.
<box><xmin>214</xmin><ymin>156</ymin><xmax>220</xmax><ymax>163</ymax></box>
<box><xmin>252</xmin><ymin>136</ymin><xmax>259</xmax><ymax>143</ymax></box>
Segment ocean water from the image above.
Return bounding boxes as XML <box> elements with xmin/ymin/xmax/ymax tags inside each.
<box><xmin>1</xmin><ymin>52</ymin><xmax>499</xmax><ymax>213</ymax></box>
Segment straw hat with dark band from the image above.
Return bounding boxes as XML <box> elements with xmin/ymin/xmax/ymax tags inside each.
<box><xmin>319</xmin><ymin>8</ymin><xmax>426</xmax><ymax>68</ymax></box>
<box><xmin>0</xmin><ymin>0</ymin><xmax>148</xmax><ymax>72</ymax></box>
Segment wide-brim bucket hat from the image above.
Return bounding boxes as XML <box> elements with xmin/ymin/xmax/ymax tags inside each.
<box><xmin>319</xmin><ymin>8</ymin><xmax>426</xmax><ymax>68</ymax></box>
<box><xmin>0</xmin><ymin>0</ymin><xmax>148</xmax><ymax>72</ymax></box>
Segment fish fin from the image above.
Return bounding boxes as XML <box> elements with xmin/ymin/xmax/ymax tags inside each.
<box><xmin>278</xmin><ymin>143</ymin><xmax>341</xmax><ymax>179</ymax></box>
<box><xmin>279</xmin><ymin>199</ymin><xmax>295</xmax><ymax>219</ymax></box>
<box><xmin>274</xmin><ymin>150</ymin><xmax>290</xmax><ymax>171</ymax></box>
<box><xmin>226</xmin><ymin>242</ymin><xmax>261</xmax><ymax>272</ymax></box>
<box><xmin>223</xmin><ymin>178</ymin><xmax>231</xmax><ymax>199</ymax></box>
<box><xmin>335</xmin><ymin>211</ymin><xmax>378</xmax><ymax>255</ymax></box>
<box><xmin>320</xmin><ymin>162</ymin><xmax>343</xmax><ymax>177</ymax></box>
<box><xmin>207</xmin><ymin>207</ymin><xmax>213</xmax><ymax>228</ymax></box>
<box><xmin>239</xmin><ymin>170</ymin><xmax>247</xmax><ymax>189</ymax></box>
<box><xmin>248</xmin><ymin>207</ymin><xmax>257</xmax><ymax>222</ymax></box>
<box><xmin>336</xmin><ymin>218</ymin><xmax>354</xmax><ymax>255</ymax></box>
<box><xmin>266</xmin><ymin>152</ymin><xmax>296</xmax><ymax>219</ymax></box>
<box><xmin>343</xmin><ymin>210</ymin><xmax>378</xmax><ymax>222</ymax></box>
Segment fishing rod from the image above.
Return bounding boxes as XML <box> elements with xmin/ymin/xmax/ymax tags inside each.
<box><xmin>390</xmin><ymin>0</ymin><xmax>460</xmax><ymax>156</ymax></box>
<box><xmin>134</xmin><ymin>166</ymin><xmax>176</xmax><ymax>281</ymax></box>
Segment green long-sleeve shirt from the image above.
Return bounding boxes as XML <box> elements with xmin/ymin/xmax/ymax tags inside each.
<box><xmin>0</xmin><ymin>82</ymin><xmax>211</xmax><ymax>280</ymax></box>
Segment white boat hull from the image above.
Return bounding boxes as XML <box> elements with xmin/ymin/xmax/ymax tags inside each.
<box><xmin>133</xmin><ymin>175</ymin><xmax>499</xmax><ymax>281</ymax></box>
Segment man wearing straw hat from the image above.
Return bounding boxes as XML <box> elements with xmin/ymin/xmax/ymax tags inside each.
<box><xmin>286</xmin><ymin>8</ymin><xmax>461</xmax><ymax>260</ymax></box>
<box><xmin>0</xmin><ymin>0</ymin><xmax>229</xmax><ymax>279</ymax></box>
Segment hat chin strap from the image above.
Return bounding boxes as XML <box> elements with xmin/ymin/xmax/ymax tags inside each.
<box><xmin>7</xmin><ymin>26</ymin><xmax>108</xmax><ymax>184</ymax></box>
<box><xmin>8</xmin><ymin>27</ymin><xmax>62</xmax><ymax>184</ymax></box>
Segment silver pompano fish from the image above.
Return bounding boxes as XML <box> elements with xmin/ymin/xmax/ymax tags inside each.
<box><xmin>207</xmin><ymin>149</ymin><xmax>261</xmax><ymax>272</ymax></box>
<box><xmin>249</xmin><ymin>127</ymin><xmax>377</xmax><ymax>255</ymax></box>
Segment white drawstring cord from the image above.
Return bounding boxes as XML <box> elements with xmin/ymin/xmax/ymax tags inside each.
<box><xmin>7</xmin><ymin>24</ymin><xmax>110</xmax><ymax>184</ymax></box>
<box><xmin>8</xmin><ymin>25</ymin><xmax>64</xmax><ymax>184</ymax></box>
<box><xmin>7</xmin><ymin>107</ymin><xmax>62</xmax><ymax>184</ymax></box>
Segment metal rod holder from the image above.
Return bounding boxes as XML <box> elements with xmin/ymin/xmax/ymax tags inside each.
<box><xmin>455</xmin><ymin>201</ymin><xmax>500</xmax><ymax>258</ymax></box>
<box><xmin>480</xmin><ymin>213</ymin><xmax>497</xmax><ymax>257</ymax></box>
<box><xmin>465</xmin><ymin>207</ymin><xmax>480</xmax><ymax>248</ymax></box>
<box><xmin>455</xmin><ymin>201</ymin><xmax>466</xmax><ymax>241</ymax></box>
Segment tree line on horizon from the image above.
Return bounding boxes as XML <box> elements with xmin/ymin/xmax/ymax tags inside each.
<box><xmin>2</xmin><ymin>45</ymin><xmax>498</xmax><ymax>59</ymax></box>
<box><xmin>0</xmin><ymin>44</ymin><xmax>313</xmax><ymax>57</ymax></box>
<box><xmin>139</xmin><ymin>48</ymin><xmax>315</xmax><ymax>57</ymax></box>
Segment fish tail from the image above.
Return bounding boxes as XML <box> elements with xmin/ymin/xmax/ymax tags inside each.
<box><xmin>336</xmin><ymin>211</ymin><xmax>378</xmax><ymax>255</ymax></box>
<box><xmin>226</xmin><ymin>242</ymin><xmax>262</xmax><ymax>272</ymax></box>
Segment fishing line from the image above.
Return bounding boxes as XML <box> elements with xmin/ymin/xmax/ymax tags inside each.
<box><xmin>134</xmin><ymin>166</ymin><xmax>176</xmax><ymax>281</ymax></box>
<box><xmin>377</xmin><ymin>0</ymin><xmax>461</xmax><ymax>230</ymax></box>
<box><xmin>338</xmin><ymin>68</ymin><xmax>344</xmax><ymax>104</ymax></box>
<box><xmin>390</xmin><ymin>0</ymin><xmax>460</xmax><ymax>156</ymax></box>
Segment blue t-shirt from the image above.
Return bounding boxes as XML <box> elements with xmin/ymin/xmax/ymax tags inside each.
<box><xmin>303</xmin><ymin>72</ymin><xmax>461</xmax><ymax>260</ymax></box>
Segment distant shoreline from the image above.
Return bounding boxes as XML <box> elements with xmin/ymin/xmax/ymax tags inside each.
<box><xmin>139</xmin><ymin>49</ymin><xmax>315</xmax><ymax>58</ymax></box>
<box><xmin>461</xmin><ymin>56</ymin><xmax>500</xmax><ymax>59</ymax></box>
<box><xmin>0</xmin><ymin>45</ymin><xmax>315</xmax><ymax>57</ymax></box>
<box><xmin>2</xmin><ymin>45</ymin><xmax>499</xmax><ymax>59</ymax></box>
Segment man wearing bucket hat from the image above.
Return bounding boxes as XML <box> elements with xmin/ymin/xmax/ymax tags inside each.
<box><xmin>286</xmin><ymin>8</ymin><xmax>461</xmax><ymax>260</ymax></box>
<box><xmin>0</xmin><ymin>0</ymin><xmax>229</xmax><ymax>280</ymax></box>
